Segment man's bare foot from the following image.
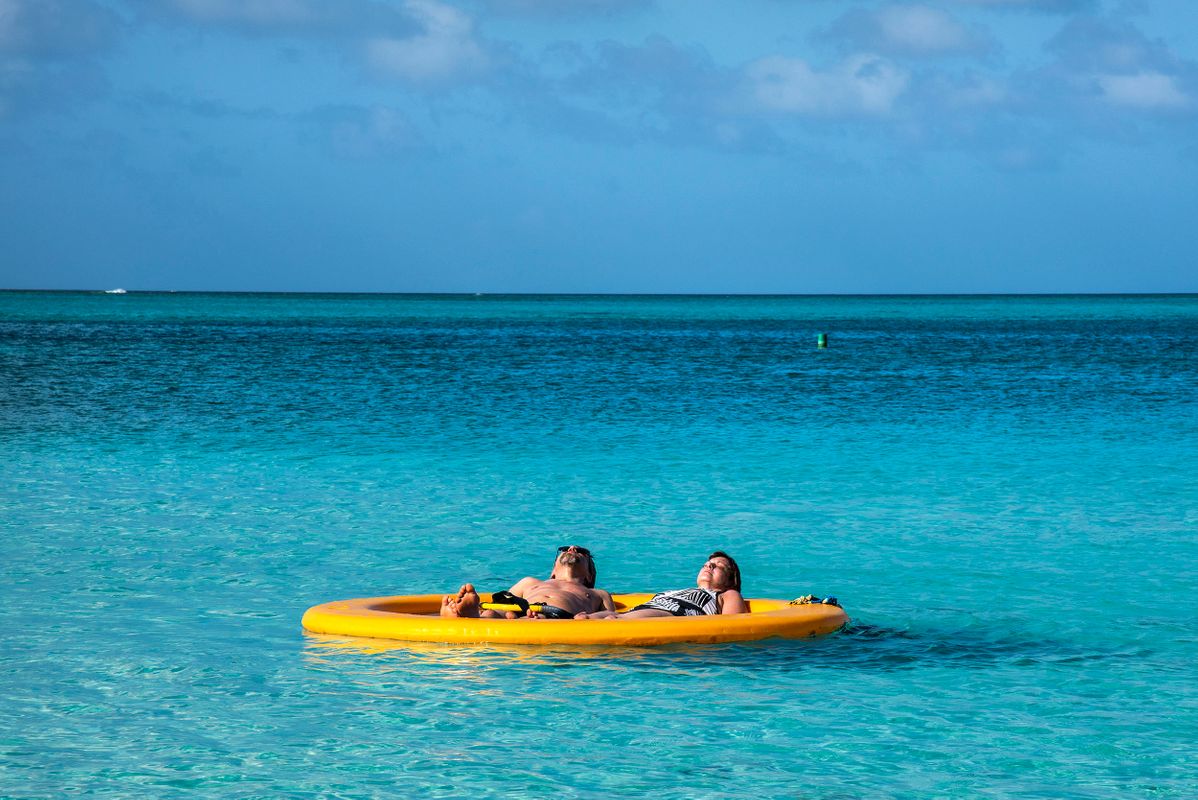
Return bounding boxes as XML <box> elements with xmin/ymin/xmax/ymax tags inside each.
<box><xmin>440</xmin><ymin>583</ymin><xmax>481</xmax><ymax>618</ymax></box>
<box><xmin>575</xmin><ymin>611</ymin><xmax>618</xmax><ymax>620</ymax></box>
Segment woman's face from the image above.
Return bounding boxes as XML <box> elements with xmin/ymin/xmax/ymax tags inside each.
<box><xmin>697</xmin><ymin>556</ymin><xmax>735</xmax><ymax>591</ymax></box>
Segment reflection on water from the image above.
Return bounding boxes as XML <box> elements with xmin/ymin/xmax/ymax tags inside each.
<box><xmin>304</xmin><ymin>620</ymin><xmax>1149</xmax><ymax>680</ymax></box>
<box><xmin>302</xmin><ymin>631</ymin><xmax>764</xmax><ymax>670</ymax></box>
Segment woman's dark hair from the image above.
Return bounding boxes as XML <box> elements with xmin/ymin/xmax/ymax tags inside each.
<box><xmin>708</xmin><ymin>550</ymin><xmax>741</xmax><ymax>592</ymax></box>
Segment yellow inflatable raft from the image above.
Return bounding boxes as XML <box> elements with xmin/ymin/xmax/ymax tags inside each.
<box><xmin>301</xmin><ymin>593</ymin><xmax>847</xmax><ymax>646</ymax></box>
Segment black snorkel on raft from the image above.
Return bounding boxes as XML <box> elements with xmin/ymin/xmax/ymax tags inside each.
<box><xmin>481</xmin><ymin>590</ymin><xmax>545</xmax><ymax>615</ymax></box>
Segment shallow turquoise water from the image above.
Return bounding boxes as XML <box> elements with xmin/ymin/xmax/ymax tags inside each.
<box><xmin>2</xmin><ymin>292</ymin><xmax>1196</xmax><ymax>798</ymax></box>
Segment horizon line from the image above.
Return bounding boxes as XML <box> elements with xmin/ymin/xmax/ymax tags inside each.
<box><xmin>4</xmin><ymin>289</ymin><xmax>1197</xmax><ymax>298</ymax></box>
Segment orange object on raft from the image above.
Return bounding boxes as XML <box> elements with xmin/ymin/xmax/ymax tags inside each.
<box><xmin>301</xmin><ymin>593</ymin><xmax>848</xmax><ymax>646</ymax></box>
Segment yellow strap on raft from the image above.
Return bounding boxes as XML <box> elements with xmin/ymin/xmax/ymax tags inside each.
<box><xmin>480</xmin><ymin>602</ymin><xmax>544</xmax><ymax>613</ymax></box>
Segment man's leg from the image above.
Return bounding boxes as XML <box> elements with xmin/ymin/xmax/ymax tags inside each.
<box><xmin>440</xmin><ymin>583</ymin><xmax>482</xmax><ymax>617</ymax></box>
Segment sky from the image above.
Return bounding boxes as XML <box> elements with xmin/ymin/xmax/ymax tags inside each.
<box><xmin>1</xmin><ymin>0</ymin><xmax>1196</xmax><ymax>293</ymax></box>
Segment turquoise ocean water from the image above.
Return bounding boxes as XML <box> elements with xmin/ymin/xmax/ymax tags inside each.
<box><xmin>2</xmin><ymin>292</ymin><xmax>1196</xmax><ymax>798</ymax></box>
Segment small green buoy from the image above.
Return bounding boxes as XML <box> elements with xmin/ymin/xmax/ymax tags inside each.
<box><xmin>817</xmin><ymin>332</ymin><xmax>828</xmax><ymax>349</ymax></box>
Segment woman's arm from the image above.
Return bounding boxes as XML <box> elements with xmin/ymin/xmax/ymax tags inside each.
<box><xmin>719</xmin><ymin>589</ymin><xmax>748</xmax><ymax>614</ymax></box>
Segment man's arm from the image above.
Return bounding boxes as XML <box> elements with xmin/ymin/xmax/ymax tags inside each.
<box><xmin>507</xmin><ymin>577</ymin><xmax>537</xmax><ymax>598</ymax></box>
<box><xmin>598</xmin><ymin>590</ymin><xmax>616</xmax><ymax>613</ymax></box>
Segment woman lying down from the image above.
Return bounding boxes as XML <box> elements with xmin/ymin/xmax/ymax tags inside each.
<box><xmin>575</xmin><ymin>551</ymin><xmax>747</xmax><ymax>619</ymax></box>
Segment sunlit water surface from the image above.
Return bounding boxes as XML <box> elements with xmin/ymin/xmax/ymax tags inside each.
<box><xmin>2</xmin><ymin>293</ymin><xmax>1196</xmax><ymax>798</ymax></box>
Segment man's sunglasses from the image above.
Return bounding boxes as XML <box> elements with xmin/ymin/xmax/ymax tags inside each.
<box><xmin>558</xmin><ymin>545</ymin><xmax>592</xmax><ymax>559</ymax></box>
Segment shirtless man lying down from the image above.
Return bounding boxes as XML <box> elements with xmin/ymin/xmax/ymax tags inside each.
<box><xmin>440</xmin><ymin>545</ymin><xmax>616</xmax><ymax>619</ymax></box>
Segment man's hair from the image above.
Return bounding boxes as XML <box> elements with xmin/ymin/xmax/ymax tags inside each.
<box><xmin>582</xmin><ymin>554</ymin><xmax>596</xmax><ymax>588</ymax></box>
<box><xmin>708</xmin><ymin>550</ymin><xmax>741</xmax><ymax>592</ymax></box>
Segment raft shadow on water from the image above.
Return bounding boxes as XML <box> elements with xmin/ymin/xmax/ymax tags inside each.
<box><xmin>737</xmin><ymin>622</ymin><xmax>1154</xmax><ymax>673</ymax></box>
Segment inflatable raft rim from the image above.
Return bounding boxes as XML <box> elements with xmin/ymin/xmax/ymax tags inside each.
<box><xmin>301</xmin><ymin>593</ymin><xmax>848</xmax><ymax>647</ymax></box>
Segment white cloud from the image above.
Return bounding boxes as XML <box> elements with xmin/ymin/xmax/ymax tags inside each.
<box><xmin>151</xmin><ymin>0</ymin><xmax>419</xmax><ymax>40</ymax></box>
<box><xmin>823</xmin><ymin>4</ymin><xmax>994</xmax><ymax>59</ymax></box>
<box><xmin>477</xmin><ymin>0</ymin><xmax>649</xmax><ymax>16</ymax></box>
<box><xmin>327</xmin><ymin>106</ymin><xmax>422</xmax><ymax>158</ymax></box>
<box><xmin>1097</xmin><ymin>71</ymin><xmax>1191</xmax><ymax>110</ymax></box>
<box><xmin>365</xmin><ymin>0</ymin><xmax>487</xmax><ymax>84</ymax></box>
<box><xmin>876</xmin><ymin>5</ymin><xmax>977</xmax><ymax>55</ymax></box>
<box><xmin>951</xmin><ymin>0</ymin><xmax>1092</xmax><ymax>10</ymax></box>
<box><xmin>948</xmin><ymin>75</ymin><xmax>1008</xmax><ymax>108</ymax></box>
<box><xmin>747</xmin><ymin>54</ymin><xmax>909</xmax><ymax>117</ymax></box>
<box><xmin>1039</xmin><ymin>17</ymin><xmax>1198</xmax><ymax>118</ymax></box>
